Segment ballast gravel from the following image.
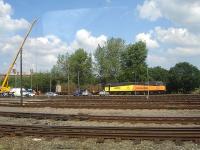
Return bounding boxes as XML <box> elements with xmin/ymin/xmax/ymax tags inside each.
<box><xmin>0</xmin><ymin>104</ymin><xmax>199</xmax><ymax>149</ymax></box>
<box><xmin>0</xmin><ymin>116</ymin><xmax>199</xmax><ymax>127</ymax></box>
<box><xmin>0</xmin><ymin>137</ymin><xmax>199</xmax><ymax>150</ymax></box>
<box><xmin>0</xmin><ymin>106</ymin><xmax>199</xmax><ymax>117</ymax></box>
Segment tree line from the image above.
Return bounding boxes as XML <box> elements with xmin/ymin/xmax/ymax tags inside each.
<box><xmin>6</xmin><ymin>38</ymin><xmax>200</xmax><ymax>94</ymax></box>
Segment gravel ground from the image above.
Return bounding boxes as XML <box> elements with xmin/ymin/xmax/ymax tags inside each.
<box><xmin>0</xmin><ymin>116</ymin><xmax>199</xmax><ymax>127</ymax></box>
<box><xmin>0</xmin><ymin>107</ymin><xmax>199</xmax><ymax>117</ymax></box>
<box><xmin>0</xmin><ymin>137</ymin><xmax>199</xmax><ymax>150</ymax></box>
<box><xmin>0</xmin><ymin>106</ymin><xmax>199</xmax><ymax>149</ymax></box>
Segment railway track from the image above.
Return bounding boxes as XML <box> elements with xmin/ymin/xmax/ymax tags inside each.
<box><xmin>1</xmin><ymin>94</ymin><xmax>200</xmax><ymax>102</ymax></box>
<box><xmin>1</xmin><ymin>94</ymin><xmax>200</xmax><ymax>101</ymax></box>
<box><xmin>0</xmin><ymin>111</ymin><xmax>199</xmax><ymax>124</ymax></box>
<box><xmin>32</xmin><ymin>94</ymin><xmax>200</xmax><ymax>100</ymax></box>
<box><xmin>0</xmin><ymin>100</ymin><xmax>200</xmax><ymax>109</ymax></box>
<box><xmin>0</xmin><ymin>124</ymin><xmax>199</xmax><ymax>142</ymax></box>
<box><xmin>1</xmin><ymin>94</ymin><xmax>200</xmax><ymax>104</ymax></box>
<box><xmin>0</xmin><ymin>94</ymin><xmax>200</xmax><ymax>109</ymax></box>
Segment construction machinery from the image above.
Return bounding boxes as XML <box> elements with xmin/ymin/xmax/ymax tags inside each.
<box><xmin>0</xmin><ymin>20</ymin><xmax>37</xmax><ymax>96</ymax></box>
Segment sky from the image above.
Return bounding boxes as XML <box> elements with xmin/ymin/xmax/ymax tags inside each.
<box><xmin>0</xmin><ymin>0</ymin><xmax>200</xmax><ymax>74</ymax></box>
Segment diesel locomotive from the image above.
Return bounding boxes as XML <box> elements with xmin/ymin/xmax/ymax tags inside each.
<box><xmin>104</xmin><ymin>81</ymin><xmax>166</xmax><ymax>94</ymax></box>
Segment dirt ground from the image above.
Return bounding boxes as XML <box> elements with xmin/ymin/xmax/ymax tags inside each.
<box><xmin>0</xmin><ymin>116</ymin><xmax>200</xmax><ymax>127</ymax></box>
<box><xmin>0</xmin><ymin>137</ymin><xmax>200</xmax><ymax>150</ymax></box>
<box><xmin>0</xmin><ymin>106</ymin><xmax>199</xmax><ymax>149</ymax></box>
<box><xmin>0</xmin><ymin>106</ymin><xmax>200</xmax><ymax>117</ymax></box>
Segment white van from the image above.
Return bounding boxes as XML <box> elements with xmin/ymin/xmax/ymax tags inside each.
<box><xmin>10</xmin><ymin>88</ymin><xmax>28</xmax><ymax>97</ymax></box>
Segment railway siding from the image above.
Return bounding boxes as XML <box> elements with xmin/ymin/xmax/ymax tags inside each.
<box><xmin>0</xmin><ymin>124</ymin><xmax>200</xmax><ymax>142</ymax></box>
<box><xmin>0</xmin><ymin>111</ymin><xmax>199</xmax><ymax>124</ymax></box>
<box><xmin>1</xmin><ymin>96</ymin><xmax>200</xmax><ymax>109</ymax></box>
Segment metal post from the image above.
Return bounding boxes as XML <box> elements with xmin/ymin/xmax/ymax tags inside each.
<box><xmin>49</xmin><ymin>72</ymin><xmax>51</xmax><ymax>92</ymax></box>
<box><xmin>67</xmin><ymin>62</ymin><xmax>69</xmax><ymax>96</ymax></box>
<box><xmin>30</xmin><ymin>69</ymin><xmax>33</xmax><ymax>90</ymax></box>
<box><xmin>20</xmin><ymin>48</ymin><xmax>23</xmax><ymax>105</ymax></box>
<box><xmin>36</xmin><ymin>63</ymin><xmax>38</xmax><ymax>93</ymax></box>
<box><xmin>134</xmin><ymin>72</ymin><xmax>136</xmax><ymax>95</ymax></box>
<box><xmin>78</xmin><ymin>71</ymin><xmax>80</xmax><ymax>91</ymax></box>
<box><xmin>15</xmin><ymin>71</ymin><xmax>17</xmax><ymax>88</ymax></box>
<box><xmin>147</xmin><ymin>67</ymin><xmax>149</xmax><ymax>100</ymax></box>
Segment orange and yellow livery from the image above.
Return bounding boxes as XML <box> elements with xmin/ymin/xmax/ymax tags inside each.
<box><xmin>105</xmin><ymin>82</ymin><xmax>166</xmax><ymax>94</ymax></box>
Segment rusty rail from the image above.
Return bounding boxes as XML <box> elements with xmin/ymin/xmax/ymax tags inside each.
<box><xmin>0</xmin><ymin>94</ymin><xmax>200</xmax><ymax>109</ymax></box>
<box><xmin>0</xmin><ymin>111</ymin><xmax>199</xmax><ymax>124</ymax></box>
<box><xmin>0</xmin><ymin>102</ymin><xmax>200</xmax><ymax>109</ymax></box>
<box><xmin>0</xmin><ymin>124</ymin><xmax>200</xmax><ymax>141</ymax></box>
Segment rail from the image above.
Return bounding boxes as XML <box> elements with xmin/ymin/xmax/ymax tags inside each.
<box><xmin>0</xmin><ymin>111</ymin><xmax>199</xmax><ymax>124</ymax></box>
<box><xmin>0</xmin><ymin>124</ymin><xmax>199</xmax><ymax>141</ymax></box>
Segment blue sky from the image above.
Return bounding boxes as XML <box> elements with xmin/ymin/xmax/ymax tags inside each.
<box><xmin>5</xmin><ymin>0</ymin><xmax>172</xmax><ymax>42</ymax></box>
<box><xmin>1</xmin><ymin>0</ymin><xmax>200</xmax><ymax>73</ymax></box>
<box><xmin>6</xmin><ymin>0</ymin><xmax>151</xmax><ymax>41</ymax></box>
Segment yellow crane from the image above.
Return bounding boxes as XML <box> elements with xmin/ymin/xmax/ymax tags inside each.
<box><xmin>0</xmin><ymin>19</ymin><xmax>37</xmax><ymax>95</ymax></box>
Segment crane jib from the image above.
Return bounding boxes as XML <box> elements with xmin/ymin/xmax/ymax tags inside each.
<box><xmin>0</xmin><ymin>19</ymin><xmax>37</xmax><ymax>94</ymax></box>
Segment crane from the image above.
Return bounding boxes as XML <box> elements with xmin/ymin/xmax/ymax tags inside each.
<box><xmin>0</xmin><ymin>19</ymin><xmax>37</xmax><ymax>95</ymax></box>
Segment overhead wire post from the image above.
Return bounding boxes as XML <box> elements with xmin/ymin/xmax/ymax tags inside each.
<box><xmin>67</xmin><ymin>61</ymin><xmax>70</xmax><ymax>97</ymax></box>
<box><xmin>19</xmin><ymin>19</ymin><xmax>37</xmax><ymax>106</ymax></box>
<box><xmin>20</xmin><ymin>48</ymin><xmax>23</xmax><ymax>105</ymax></box>
<box><xmin>78</xmin><ymin>71</ymin><xmax>80</xmax><ymax>92</ymax></box>
<box><xmin>146</xmin><ymin>67</ymin><xmax>149</xmax><ymax>100</ymax></box>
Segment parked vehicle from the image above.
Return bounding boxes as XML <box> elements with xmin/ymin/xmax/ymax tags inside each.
<box><xmin>27</xmin><ymin>92</ymin><xmax>35</xmax><ymax>97</ymax></box>
<box><xmin>82</xmin><ymin>89</ymin><xmax>92</xmax><ymax>96</ymax></box>
<box><xmin>99</xmin><ymin>90</ymin><xmax>110</xmax><ymax>96</ymax></box>
<box><xmin>45</xmin><ymin>92</ymin><xmax>58</xmax><ymax>97</ymax></box>
<box><xmin>73</xmin><ymin>89</ymin><xmax>92</xmax><ymax>96</ymax></box>
<box><xmin>26</xmin><ymin>89</ymin><xmax>35</xmax><ymax>97</ymax></box>
<box><xmin>10</xmin><ymin>88</ymin><xmax>29</xmax><ymax>97</ymax></box>
<box><xmin>73</xmin><ymin>89</ymin><xmax>84</xmax><ymax>96</ymax></box>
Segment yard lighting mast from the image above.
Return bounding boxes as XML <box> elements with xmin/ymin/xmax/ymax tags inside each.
<box><xmin>67</xmin><ymin>62</ymin><xmax>70</xmax><ymax>96</ymax></box>
<box><xmin>78</xmin><ymin>71</ymin><xmax>80</xmax><ymax>91</ymax></box>
<box><xmin>146</xmin><ymin>67</ymin><xmax>149</xmax><ymax>100</ymax></box>
<box><xmin>49</xmin><ymin>72</ymin><xmax>52</xmax><ymax>92</ymax></box>
<box><xmin>19</xmin><ymin>19</ymin><xmax>37</xmax><ymax>105</ymax></box>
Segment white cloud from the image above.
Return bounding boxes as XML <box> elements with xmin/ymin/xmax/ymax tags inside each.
<box><xmin>0</xmin><ymin>35</ymin><xmax>22</xmax><ymax>53</ymax></box>
<box><xmin>137</xmin><ymin>0</ymin><xmax>162</xmax><ymax>21</ymax></box>
<box><xmin>136</xmin><ymin>26</ymin><xmax>200</xmax><ymax>68</ymax></box>
<box><xmin>155</xmin><ymin>27</ymin><xmax>200</xmax><ymax>47</ymax></box>
<box><xmin>139</xmin><ymin>26</ymin><xmax>200</xmax><ymax>56</ymax></box>
<box><xmin>0</xmin><ymin>29</ymin><xmax>107</xmax><ymax>73</ymax></box>
<box><xmin>0</xmin><ymin>0</ymin><xmax>11</xmax><ymax>16</ymax></box>
<box><xmin>137</xmin><ymin>0</ymin><xmax>200</xmax><ymax>31</ymax></box>
<box><xmin>168</xmin><ymin>47</ymin><xmax>200</xmax><ymax>57</ymax></box>
<box><xmin>147</xmin><ymin>54</ymin><xmax>168</xmax><ymax>67</ymax></box>
<box><xmin>0</xmin><ymin>35</ymin><xmax>69</xmax><ymax>72</ymax></box>
<box><xmin>0</xmin><ymin>0</ymin><xmax>29</xmax><ymax>33</ymax></box>
<box><xmin>26</xmin><ymin>35</ymin><xmax>68</xmax><ymax>55</ymax></box>
<box><xmin>70</xmin><ymin>29</ymin><xmax>107</xmax><ymax>53</ymax></box>
<box><xmin>153</xmin><ymin>27</ymin><xmax>200</xmax><ymax>56</ymax></box>
<box><xmin>0</xmin><ymin>0</ymin><xmax>108</xmax><ymax>73</ymax></box>
<box><xmin>23</xmin><ymin>35</ymin><xmax>68</xmax><ymax>71</ymax></box>
<box><xmin>135</xmin><ymin>32</ymin><xmax>159</xmax><ymax>49</ymax></box>
<box><xmin>27</xmin><ymin>36</ymin><xmax>67</xmax><ymax>71</ymax></box>
<box><xmin>137</xmin><ymin>0</ymin><xmax>200</xmax><ymax>68</ymax></box>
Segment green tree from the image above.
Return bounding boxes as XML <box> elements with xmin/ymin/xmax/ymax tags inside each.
<box><xmin>94</xmin><ymin>38</ymin><xmax>125</xmax><ymax>83</ymax></box>
<box><xmin>8</xmin><ymin>72</ymin><xmax>54</xmax><ymax>92</ymax></box>
<box><xmin>51</xmin><ymin>53</ymin><xmax>70</xmax><ymax>83</ymax></box>
<box><xmin>69</xmin><ymin>48</ymin><xmax>93</xmax><ymax>86</ymax></box>
<box><xmin>149</xmin><ymin>66</ymin><xmax>169</xmax><ymax>83</ymax></box>
<box><xmin>120</xmin><ymin>41</ymin><xmax>148</xmax><ymax>82</ymax></box>
<box><xmin>168</xmin><ymin>62</ymin><xmax>200</xmax><ymax>93</ymax></box>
